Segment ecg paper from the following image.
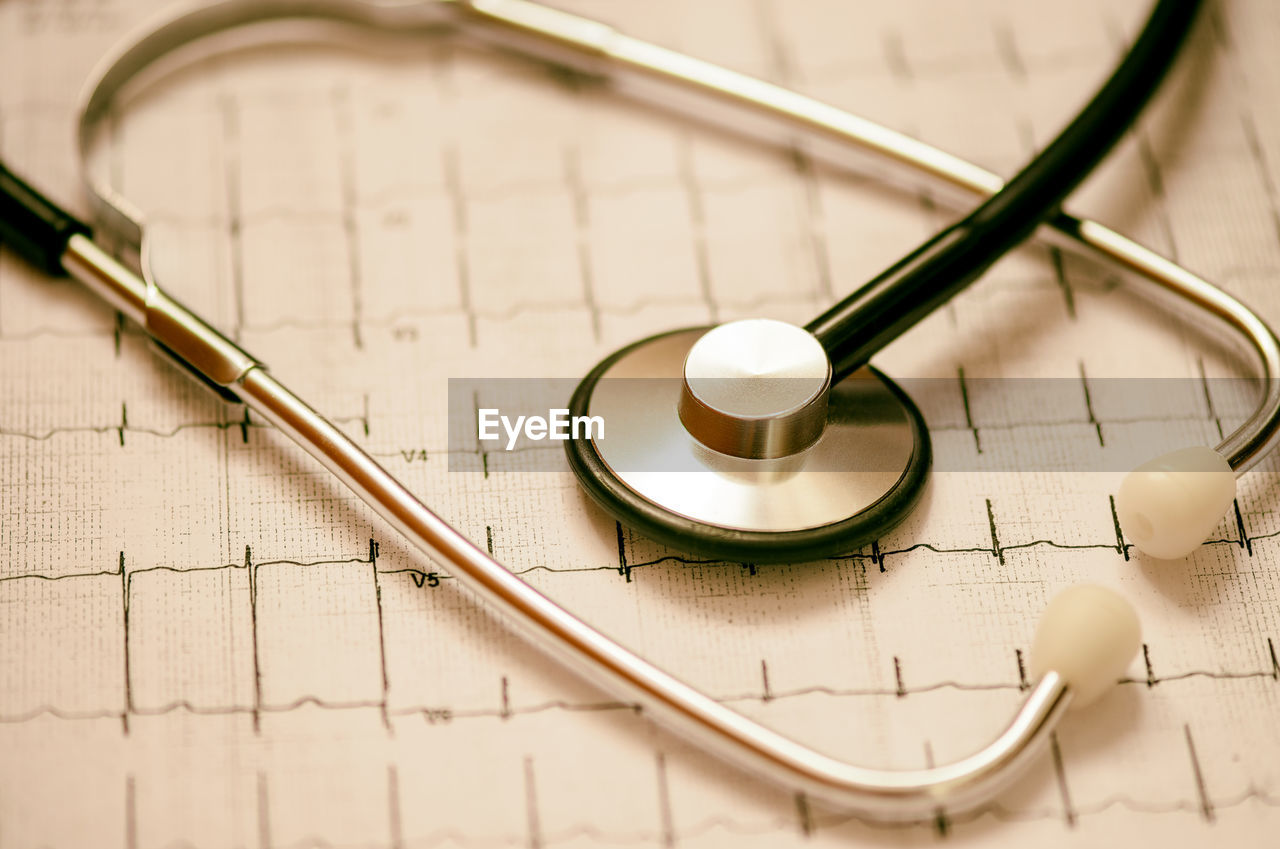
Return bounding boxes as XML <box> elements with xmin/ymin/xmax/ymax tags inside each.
<box><xmin>3</xmin><ymin>0</ymin><xmax>1280</xmax><ymax>846</ymax></box>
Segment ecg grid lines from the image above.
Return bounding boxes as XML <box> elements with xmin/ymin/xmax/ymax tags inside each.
<box><xmin>4</xmin><ymin>0</ymin><xmax>1280</xmax><ymax>847</ymax></box>
<box><xmin>1</xmin><ymin>531</ymin><xmax>1278</xmax><ymax>847</ymax></box>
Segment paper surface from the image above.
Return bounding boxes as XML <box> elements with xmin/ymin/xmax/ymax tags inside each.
<box><xmin>3</xmin><ymin>0</ymin><xmax>1280</xmax><ymax>846</ymax></box>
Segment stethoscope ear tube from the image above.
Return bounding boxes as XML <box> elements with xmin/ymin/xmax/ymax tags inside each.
<box><xmin>0</xmin><ymin>162</ymin><xmax>91</xmax><ymax>276</ymax></box>
<box><xmin>807</xmin><ymin>0</ymin><xmax>1202</xmax><ymax>380</ymax></box>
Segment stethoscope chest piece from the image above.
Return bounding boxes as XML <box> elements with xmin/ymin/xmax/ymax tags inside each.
<box><xmin>566</xmin><ymin>323</ymin><xmax>931</xmax><ymax>563</ymax></box>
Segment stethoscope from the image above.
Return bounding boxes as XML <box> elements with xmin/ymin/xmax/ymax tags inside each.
<box><xmin>2</xmin><ymin>0</ymin><xmax>1276</xmax><ymax>822</ymax></box>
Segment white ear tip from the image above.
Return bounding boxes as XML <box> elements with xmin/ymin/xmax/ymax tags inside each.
<box><xmin>1030</xmin><ymin>585</ymin><xmax>1140</xmax><ymax>708</ymax></box>
<box><xmin>1116</xmin><ymin>446</ymin><xmax>1235</xmax><ymax>560</ymax></box>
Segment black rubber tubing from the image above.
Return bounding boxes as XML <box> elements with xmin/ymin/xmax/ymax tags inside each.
<box><xmin>0</xmin><ymin>161</ymin><xmax>91</xmax><ymax>277</ymax></box>
<box><xmin>807</xmin><ymin>0</ymin><xmax>1203</xmax><ymax>382</ymax></box>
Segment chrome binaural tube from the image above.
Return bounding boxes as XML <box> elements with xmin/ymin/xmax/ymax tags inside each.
<box><xmin>61</xmin><ymin>226</ymin><xmax>1073</xmax><ymax>818</ymax></box>
<box><xmin>57</xmin><ymin>224</ymin><xmax>1077</xmax><ymax>817</ymax></box>
<box><xmin>458</xmin><ymin>0</ymin><xmax>1280</xmax><ymax>473</ymax></box>
<box><xmin>77</xmin><ymin>0</ymin><xmax>1280</xmax><ymax>473</ymax></box>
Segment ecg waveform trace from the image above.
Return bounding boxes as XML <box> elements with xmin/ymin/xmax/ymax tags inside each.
<box><xmin>3</xmin><ymin>533</ymin><xmax>1279</xmax><ymax>846</ymax></box>
<box><xmin>3</xmin><ymin>520</ymin><xmax>1279</xmax><ymax>726</ymax></box>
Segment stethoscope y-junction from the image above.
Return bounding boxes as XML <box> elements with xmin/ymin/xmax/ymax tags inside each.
<box><xmin>1</xmin><ymin>0</ymin><xmax>1275</xmax><ymax>822</ymax></box>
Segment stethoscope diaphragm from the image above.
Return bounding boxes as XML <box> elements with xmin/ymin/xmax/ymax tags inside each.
<box><xmin>565</xmin><ymin>325</ymin><xmax>930</xmax><ymax>563</ymax></box>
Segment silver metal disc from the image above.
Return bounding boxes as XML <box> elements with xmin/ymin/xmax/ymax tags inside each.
<box><xmin>583</xmin><ymin>328</ymin><xmax>920</xmax><ymax>534</ymax></box>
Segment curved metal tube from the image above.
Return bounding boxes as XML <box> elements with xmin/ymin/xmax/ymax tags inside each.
<box><xmin>63</xmin><ymin>0</ymin><xmax>1276</xmax><ymax>820</ymax></box>
<box><xmin>64</xmin><ymin>227</ymin><xmax>1074</xmax><ymax>819</ymax></box>
<box><xmin>77</xmin><ymin>0</ymin><xmax>1280</xmax><ymax>473</ymax></box>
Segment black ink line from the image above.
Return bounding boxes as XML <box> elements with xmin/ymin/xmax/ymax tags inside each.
<box><xmin>0</xmin><ymin>412</ymin><xmax>378</xmax><ymax>443</ymax></box>
<box><xmin>472</xmin><ymin>389</ymin><xmax>489</xmax><ymax>480</ymax></box>
<box><xmin>793</xmin><ymin>147</ymin><xmax>834</xmax><ymax>301</ymax></box>
<box><xmin>248</xmin><ymin>545</ymin><xmax>262</xmax><ymax>733</ymax></box>
<box><xmin>332</xmin><ymin>85</ymin><xmax>363</xmax><ymax>348</ymax></box>
<box><xmin>11</xmin><ymin>513</ymin><xmax>1280</xmax><ymax>596</ymax></box>
<box><xmin>1109</xmin><ymin>495</ymin><xmax>1131</xmax><ymax>561</ymax></box>
<box><xmin>5</xmin><ymin>658</ymin><xmax>1278</xmax><ymax>728</ymax></box>
<box><xmin>0</xmin><ymin>553</ymin><xmax>374</xmax><ymax>588</ymax></box>
<box><xmin>63</xmin><ymin>783</ymin><xmax>1280</xmax><ymax>845</ymax></box>
<box><xmin>768</xmin><ymin>12</ymin><xmax>834</xmax><ymax>303</ymax></box>
<box><xmin>1050</xmin><ymin>733</ymin><xmax>1077</xmax><ymax>827</ymax></box>
<box><xmin>121</xmin><ymin>551</ymin><xmax>132</xmax><ymax>733</ymax></box>
<box><xmin>442</xmin><ymin>145</ymin><xmax>477</xmax><ymax>347</ymax></box>
<box><xmin>1196</xmin><ymin>358</ymin><xmax>1224</xmax><ymax>440</ymax></box>
<box><xmin>220</xmin><ymin>95</ymin><xmax>246</xmax><ymax>341</ymax></box>
<box><xmin>0</xmin><ymin>568</ymin><xmax>120</xmax><ymax>585</ymax></box>
<box><xmin>373</xmin><ymin>563</ymin><xmax>391</xmax><ymax>732</ymax></box>
<box><xmin>616</xmin><ymin>522</ymin><xmax>631</xmax><ymax>582</ymax></box>
<box><xmin>883</xmin><ymin>30</ymin><xmax>913</xmax><ymax>82</ymax></box>
<box><xmin>755</xmin><ymin>0</ymin><xmax>833</xmax><ymax>301</ymax></box>
<box><xmin>524</xmin><ymin>756</ymin><xmax>543</xmax><ymax>849</ymax></box>
<box><xmin>922</xmin><ymin>741</ymin><xmax>949</xmax><ymax>837</ymax></box>
<box><xmin>993</xmin><ymin>22</ymin><xmax>1027</xmax><ymax>81</ymax></box>
<box><xmin>1240</xmin><ymin>112</ymin><xmax>1280</xmax><ymax>253</ymax></box>
<box><xmin>1207</xmin><ymin>3</ymin><xmax>1234</xmax><ymax>49</ymax></box>
<box><xmin>1185</xmin><ymin>724</ymin><xmax>1215</xmax><ymax>823</ymax></box>
<box><xmin>1233</xmin><ymin>499</ymin><xmax>1253</xmax><ymax>556</ymax></box>
<box><xmin>794</xmin><ymin>792</ymin><xmax>814</xmax><ymax>838</ymax></box>
<box><xmin>1049</xmin><ymin>248</ymin><xmax>1076</xmax><ymax>319</ymax></box>
<box><xmin>1</xmin><ymin>405</ymin><xmax>1242</xmax><ymax>447</ymax></box>
<box><xmin>1078</xmin><ymin>361</ymin><xmax>1104</xmax><ymax>447</ymax></box>
<box><xmin>563</xmin><ymin>144</ymin><xmax>600</xmax><ymax>342</ymax></box>
<box><xmin>108</xmin><ymin>103</ymin><xmax>125</xmax><ymax>213</ymax></box>
<box><xmin>956</xmin><ymin>365</ymin><xmax>983</xmax><ymax>454</ymax></box>
<box><xmin>1135</xmin><ymin>134</ymin><xmax>1179</xmax><ymax>262</ymax></box>
<box><xmin>870</xmin><ymin>539</ymin><xmax>884</xmax><ymax>573</ymax></box>
<box><xmin>676</xmin><ymin>135</ymin><xmax>717</xmax><ymax>323</ymax></box>
<box><xmin>986</xmin><ymin>499</ymin><xmax>1004</xmax><ymax>566</ymax></box>
<box><xmin>0</xmin><ymin>285</ymin><xmax>817</xmax><ymax>344</ymax></box>
<box><xmin>333</xmin><ymin>85</ymin><xmax>364</xmax><ymax>350</ymax></box>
